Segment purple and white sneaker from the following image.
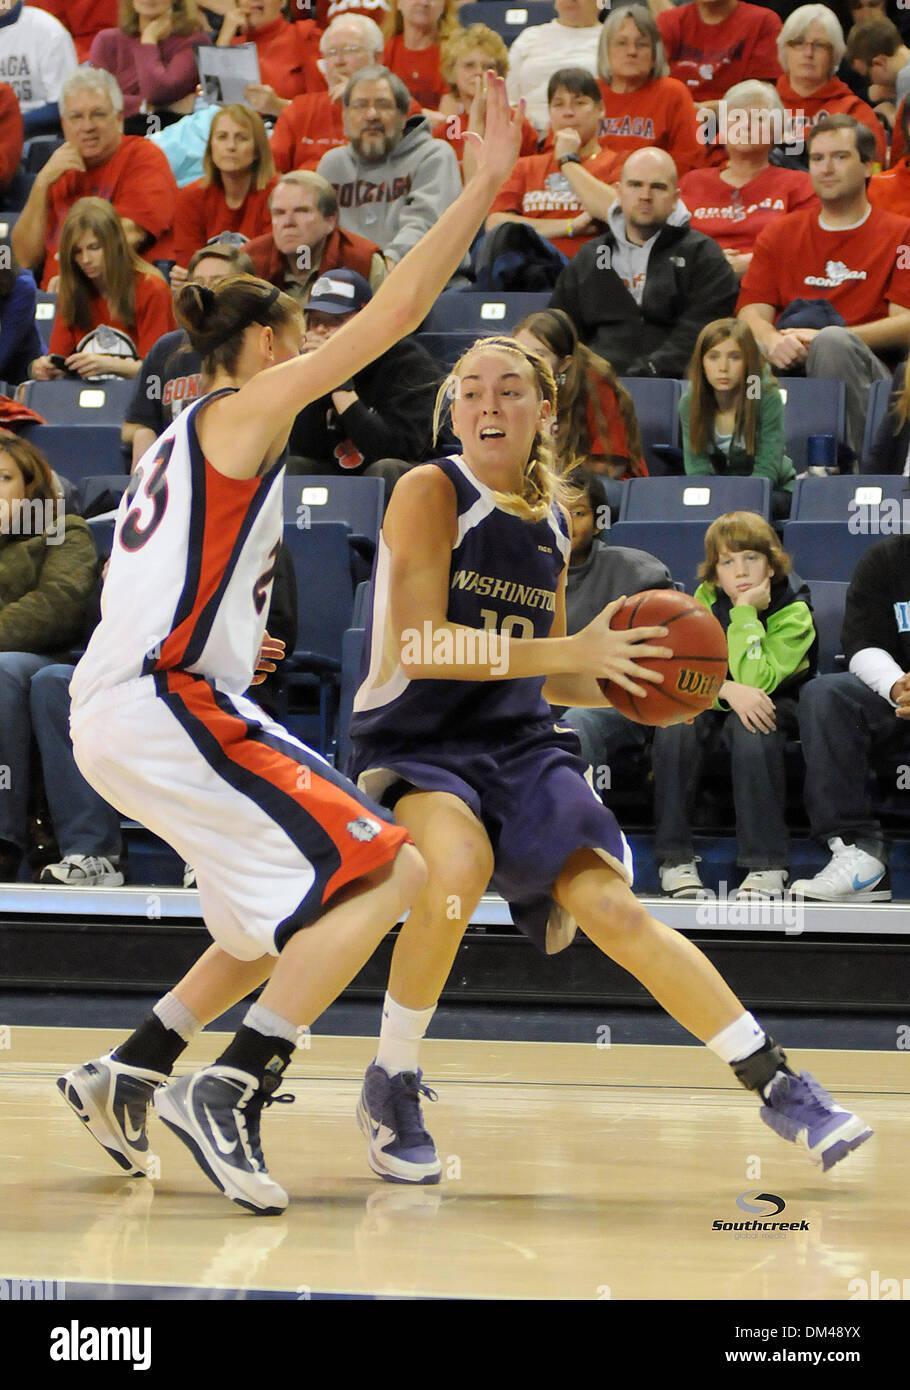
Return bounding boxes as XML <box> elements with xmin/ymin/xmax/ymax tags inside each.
<box><xmin>356</xmin><ymin>1063</ymin><xmax>442</xmax><ymax>1185</ymax></box>
<box><xmin>760</xmin><ymin>1070</ymin><xmax>873</xmax><ymax>1170</ymax></box>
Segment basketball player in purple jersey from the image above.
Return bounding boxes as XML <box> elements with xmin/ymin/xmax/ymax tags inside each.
<box><xmin>56</xmin><ymin>80</ymin><xmax>560</xmax><ymax>1217</ymax></box>
<box><xmin>344</xmin><ymin>335</ymin><xmax>873</xmax><ymax>1183</ymax></box>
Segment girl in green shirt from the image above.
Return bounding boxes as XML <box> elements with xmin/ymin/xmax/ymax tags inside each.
<box><xmin>681</xmin><ymin>317</ymin><xmax>795</xmax><ymax>520</ymax></box>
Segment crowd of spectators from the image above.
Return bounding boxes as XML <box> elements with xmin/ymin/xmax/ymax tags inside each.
<box><xmin>1</xmin><ymin>0</ymin><xmax>909</xmax><ymax>905</ymax></box>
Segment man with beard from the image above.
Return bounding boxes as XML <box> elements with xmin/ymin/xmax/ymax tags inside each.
<box><xmin>316</xmin><ymin>64</ymin><xmax>466</xmax><ymax>279</ymax></box>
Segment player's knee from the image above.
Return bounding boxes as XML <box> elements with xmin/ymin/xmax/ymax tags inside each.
<box><xmin>422</xmin><ymin>835</ymin><xmax>494</xmax><ymax>914</ymax></box>
<box><xmin>583</xmin><ymin>885</ymin><xmax>650</xmax><ymax>945</ymax></box>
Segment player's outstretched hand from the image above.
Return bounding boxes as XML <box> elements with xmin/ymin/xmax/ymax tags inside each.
<box><xmin>463</xmin><ymin>73</ymin><xmax>524</xmax><ymax>188</ymax></box>
<box><xmin>571</xmin><ymin>595</ymin><xmax>672</xmax><ymax>699</ymax></box>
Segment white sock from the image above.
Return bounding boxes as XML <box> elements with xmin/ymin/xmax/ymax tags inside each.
<box><xmin>375</xmin><ymin>993</ymin><xmax>436</xmax><ymax>1077</ymax></box>
<box><xmin>153</xmin><ymin>992</ymin><xmax>201</xmax><ymax>1044</ymax></box>
<box><xmin>706</xmin><ymin>1012</ymin><xmax>766</xmax><ymax>1065</ymax></box>
<box><xmin>244</xmin><ymin>1002</ymin><xmax>298</xmax><ymax>1045</ymax></box>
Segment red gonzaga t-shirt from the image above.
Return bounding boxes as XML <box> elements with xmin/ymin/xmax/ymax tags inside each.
<box><xmin>775</xmin><ymin>76</ymin><xmax>887</xmax><ymax>171</ymax></box>
<box><xmin>382</xmin><ymin>36</ymin><xmax>445</xmax><ymax>110</ymax></box>
<box><xmin>45</xmin><ymin>137</ymin><xmax>178</xmax><ymax>288</ymax></box>
<box><xmin>29</xmin><ymin>0</ymin><xmax>117</xmax><ymax>63</ymax></box>
<box><xmin>491</xmin><ymin>146</ymin><xmax>624</xmax><ymax>258</ymax></box>
<box><xmin>868</xmin><ymin>161</ymin><xmax>910</xmax><ymax>220</ymax></box>
<box><xmin>173</xmin><ymin>178</ymin><xmax>278</xmax><ymax>267</ymax></box>
<box><xmin>597</xmin><ymin>76</ymin><xmax>703</xmax><ymax>177</ymax></box>
<box><xmin>434</xmin><ymin>109</ymin><xmax>540</xmax><ymax>171</ymax></box>
<box><xmin>736</xmin><ymin>204</ymin><xmax>910</xmax><ymax>326</ymax></box>
<box><xmin>657</xmin><ymin>1</ymin><xmax>781</xmax><ymax>103</ymax></box>
<box><xmin>49</xmin><ymin>271</ymin><xmax>177</xmax><ymax>359</ymax></box>
<box><xmin>231</xmin><ymin>16</ymin><xmax>326</xmax><ymax>99</ymax></box>
<box><xmin>585</xmin><ymin>375</ymin><xmax>646</xmax><ymax>472</ymax></box>
<box><xmin>679</xmin><ymin>164</ymin><xmax>817</xmax><ymax>252</ymax></box>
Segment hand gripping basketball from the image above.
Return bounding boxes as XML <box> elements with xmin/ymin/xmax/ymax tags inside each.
<box><xmin>598</xmin><ymin>591</ymin><xmax>728</xmax><ymax>728</ymax></box>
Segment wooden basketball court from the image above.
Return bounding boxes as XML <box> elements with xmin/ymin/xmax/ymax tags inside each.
<box><xmin>2</xmin><ymin>1026</ymin><xmax>906</xmax><ymax>1301</ymax></box>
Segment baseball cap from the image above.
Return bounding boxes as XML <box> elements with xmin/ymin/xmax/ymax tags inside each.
<box><xmin>307</xmin><ymin>268</ymin><xmax>373</xmax><ymax>315</ymax></box>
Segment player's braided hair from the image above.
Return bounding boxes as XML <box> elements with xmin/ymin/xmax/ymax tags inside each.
<box><xmin>433</xmin><ymin>336</ymin><xmax>573</xmax><ymax>523</ymax></box>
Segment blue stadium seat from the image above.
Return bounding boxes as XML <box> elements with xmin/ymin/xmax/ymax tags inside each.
<box><xmin>277</xmin><ymin>520</ymin><xmax>357</xmax><ymax>755</ymax></box>
<box><xmin>805</xmin><ymin>579</ymin><xmax>848</xmax><ymax>675</ymax></box>
<box><xmin>18</xmin><ymin>423</ymin><xmax>127</xmax><ymax>488</ymax></box>
<box><xmin>619</xmin><ymin>475</ymin><xmax>770</xmax><ymax>523</ymax></box>
<box><xmin>420</xmin><ymin>291</ymin><xmax>550</xmax><ymax>334</ymax></box>
<box><xmin>0</xmin><ymin>210</ymin><xmax>20</xmax><ymax>239</ymax></box>
<box><xmin>33</xmin><ymin>291</ymin><xmax>57</xmax><ymax>349</ymax></box>
<box><xmin>283</xmin><ymin>474</ymin><xmax>383</xmax><ymax>583</ymax></box>
<box><xmin>777</xmin><ymin>378</ymin><xmax>846</xmax><ymax>472</ymax></box>
<box><xmin>19</xmin><ymin>378</ymin><xmax>134</xmax><ymax>424</ymax></box>
<box><xmin>789</xmin><ymin>473</ymin><xmax>908</xmax><ymax>522</ymax></box>
<box><xmin>79</xmin><ymin>474</ymin><xmax>131</xmax><ymax>517</ymax></box>
<box><xmin>457</xmin><ymin>1</ymin><xmax>555</xmax><ymax>43</ymax></box>
<box><xmin>22</xmin><ymin>135</ymin><xmax>63</xmax><ymax>173</ymax></box>
<box><xmin>415</xmin><ymin>330</ymin><xmax>497</xmax><ymax>369</ymax></box>
<box><xmin>860</xmin><ymin>377</ymin><xmax>897</xmax><ymax>465</ymax></box>
<box><xmin>335</xmin><ymin>624</ymin><xmax>366</xmax><ymax>772</ymax></box>
<box><xmin>606</xmin><ymin>520</ymin><xmax>707</xmax><ymax>592</ymax></box>
<box><xmin>779</xmin><ymin>521</ymin><xmax>879</xmax><ymax>581</ymax></box>
<box><xmin>618</xmin><ymin>377</ymin><xmax>683</xmax><ymax>474</ymax></box>
<box><xmin>86</xmin><ymin>514</ymin><xmax>117</xmax><ymax>562</ymax></box>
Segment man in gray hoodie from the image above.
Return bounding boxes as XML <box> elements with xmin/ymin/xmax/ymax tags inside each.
<box><xmin>316</xmin><ymin>65</ymin><xmax>468</xmax><ymax>279</ymax></box>
<box><xmin>551</xmin><ymin>146</ymin><xmax>739</xmax><ymax>377</ymax></box>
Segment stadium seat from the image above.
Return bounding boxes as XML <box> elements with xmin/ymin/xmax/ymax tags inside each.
<box><xmin>18</xmin><ymin>424</ymin><xmax>127</xmax><ymax>488</ymax></box>
<box><xmin>33</xmin><ymin>291</ymin><xmax>57</xmax><ymax>349</ymax></box>
<box><xmin>779</xmin><ymin>521</ymin><xmax>880</xmax><ymax>581</ymax></box>
<box><xmin>79</xmin><ymin>474</ymin><xmax>131</xmax><ymax>517</ymax></box>
<box><xmin>86</xmin><ymin>514</ymin><xmax>117</xmax><ymax>562</ymax></box>
<box><xmin>777</xmin><ymin>378</ymin><xmax>846</xmax><ymax>472</ymax></box>
<box><xmin>618</xmin><ymin>377</ymin><xmax>683</xmax><ymax>474</ymax></box>
<box><xmin>335</xmin><ymin>624</ymin><xmax>366</xmax><ymax>773</ymax></box>
<box><xmin>19</xmin><ymin>378</ymin><xmax>134</xmax><ymax>424</ymax></box>
<box><xmin>22</xmin><ymin>136</ymin><xmax>63</xmax><ymax>174</ymax></box>
<box><xmin>283</xmin><ymin>475</ymin><xmax>383</xmax><ymax>574</ymax></box>
<box><xmin>420</xmin><ymin>291</ymin><xmax>550</xmax><ymax>334</ymax></box>
<box><xmin>860</xmin><ymin>377</ymin><xmax>896</xmax><ymax>465</ymax></box>
<box><xmin>789</xmin><ymin>474</ymin><xmax>908</xmax><ymax>522</ymax></box>
<box><xmin>457</xmin><ymin>2</ymin><xmax>555</xmax><ymax>44</ymax></box>
<box><xmin>619</xmin><ymin>475</ymin><xmax>770</xmax><ymax>523</ymax></box>
<box><xmin>606</xmin><ymin>520</ymin><xmax>707</xmax><ymax>592</ymax></box>
<box><xmin>277</xmin><ymin>520</ymin><xmax>357</xmax><ymax>755</ymax></box>
<box><xmin>0</xmin><ymin>210</ymin><xmax>20</xmax><ymax>239</ymax></box>
<box><xmin>805</xmin><ymin>579</ymin><xmax>848</xmax><ymax>675</ymax></box>
<box><xmin>415</xmin><ymin>330</ymin><xmax>498</xmax><ymax>370</ymax></box>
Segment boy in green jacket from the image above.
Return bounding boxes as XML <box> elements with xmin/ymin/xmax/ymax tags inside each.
<box><xmin>651</xmin><ymin>510</ymin><xmax>817</xmax><ymax>900</ymax></box>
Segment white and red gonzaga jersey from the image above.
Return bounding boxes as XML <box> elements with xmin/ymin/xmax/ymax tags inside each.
<box><xmin>71</xmin><ymin>388</ymin><xmax>284</xmax><ymax>711</ymax></box>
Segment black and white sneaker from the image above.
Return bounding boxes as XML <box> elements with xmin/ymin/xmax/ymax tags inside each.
<box><xmin>40</xmin><ymin>855</ymin><xmax>124</xmax><ymax>887</ymax></box>
<box><xmin>154</xmin><ymin>1066</ymin><xmax>294</xmax><ymax>1215</ymax></box>
<box><xmin>57</xmin><ymin>1054</ymin><xmax>165</xmax><ymax>1176</ymax></box>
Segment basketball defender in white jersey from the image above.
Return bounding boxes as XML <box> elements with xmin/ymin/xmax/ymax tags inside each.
<box><xmin>56</xmin><ymin>80</ymin><xmax>551</xmax><ymax>1217</ymax></box>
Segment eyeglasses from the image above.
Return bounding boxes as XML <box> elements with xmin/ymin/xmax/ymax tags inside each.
<box><xmin>348</xmin><ymin>98</ymin><xmax>397</xmax><ymax>112</ymax></box>
<box><xmin>786</xmin><ymin>39</ymin><xmax>832</xmax><ymax>52</ymax></box>
<box><xmin>323</xmin><ymin>44</ymin><xmax>369</xmax><ymax>58</ymax></box>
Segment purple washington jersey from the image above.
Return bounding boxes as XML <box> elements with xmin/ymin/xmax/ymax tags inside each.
<box><xmin>349</xmin><ymin>454</ymin><xmax>571</xmax><ymax>746</ymax></box>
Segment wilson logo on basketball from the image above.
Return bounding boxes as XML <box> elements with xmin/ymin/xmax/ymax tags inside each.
<box><xmin>675</xmin><ymin>669</ymin><xmax>720</xmax><ymax>699</ymax></box>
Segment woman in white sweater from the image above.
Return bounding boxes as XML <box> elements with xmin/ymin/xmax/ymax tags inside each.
<box><xmin>505</xmin><ymin>0</ymin><xmax>604</xmax><ymax>132</ymax></box>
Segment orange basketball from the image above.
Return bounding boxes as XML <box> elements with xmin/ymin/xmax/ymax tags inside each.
<box><xmin>599</xmin><ymin>590</ymin><xmax>728</xmax><ymax>727</ymax></box>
